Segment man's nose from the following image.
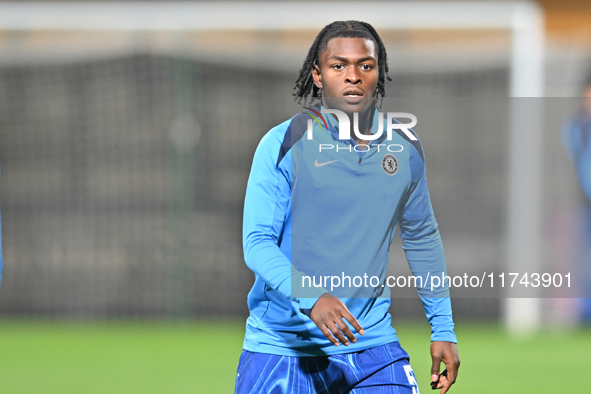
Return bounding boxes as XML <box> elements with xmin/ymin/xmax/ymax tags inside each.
<box><xmin>345</xmin><ymin>68</ymin><xmax>361</xmax><ymax>84</ymax></box>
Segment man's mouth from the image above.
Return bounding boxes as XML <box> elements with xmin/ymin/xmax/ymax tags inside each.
<box><xmin>343</xmin><ymin>91</ymin><xmax>364</xmax><ymax>104</ymax></box>
<box><xmin>343</xmin><ymin>89</ymin><xmax>364</xmax><ymax>97</ymax></box>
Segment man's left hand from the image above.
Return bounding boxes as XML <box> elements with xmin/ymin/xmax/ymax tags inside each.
<box><xmin>430</xmin><ymin>341</ymin><xmax>460</xmax><ymax>393</ymax></box>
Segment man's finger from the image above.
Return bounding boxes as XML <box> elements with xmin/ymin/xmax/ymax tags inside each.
<box><xmin>328</xmin><ymin>322</ymin><xmax>349</xmax><ymax>346</ymax></box>
<box><xmin>443</xmin><ymin>348</ymin><xmax>459</xmax><ymax>387</ymax></box>
<box><xmin>319</xmin><ymin>326</ymin><xmax>339</xmax><ymax>346</ymax></box>
<box><xmin>335</xmin><ymin>319</ymin><xmax>356</xmax><ymax>343</ymax></box>
<box><xmin>441</xmin><ymin>378</ymin><xmax>453</xmax><ymax>394</ymax></box>
<box><xmin>440</xmin><ymin>365</ymin><xmax>456</xmax><ymax>393</ymax></box>
<box><xmin>430</xmin><ymin>354</ymin><xmax>442</xmax><ymax>383</ymax></box>
<box><xmin>430</xmin><ymin>372</ymin><xmax>446</xmax><ymax>390</ymax></box>
<box><xmin>439</xmin><ymin>370</ymin><xmax>453</xmax><ymax>394</ymax></box>
<box><xmin>434</xmin><ymin>375</ymin><xmax>447</xmax><ymax>390</ymax></box>
<box><xmin>445</xmin><ymin>367</ymin><xmax>457</xmax><ymax>385</ymax></box>
<box><xmin>341</xmin><ymin>310</ymin><xmax>364</xmax><ymax>335</ymax></box>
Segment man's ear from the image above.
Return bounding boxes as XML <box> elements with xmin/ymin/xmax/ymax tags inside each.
<box><xmin>312</xmin><ymin>64</ymin><xmax>322</xmax><ymax>89</ymax></box>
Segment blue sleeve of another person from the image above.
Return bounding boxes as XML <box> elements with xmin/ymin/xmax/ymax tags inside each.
<box><xmin>578</xmin><ymin>153</ymin><xmax>591</xmax><ymax>203</ymax></box>
<box><xmin>397</xmin><ymin>140</ymin><xmax>457</xmax><ymax>344</ymax></box>
<box><xmin>0</xmin><ymin>209</ymin><xmax>3</xmax><ymax>285</ymax></box>
<box><xmin>563</xmin><ymin>119</ymin><xmax>591</xmax><ymax>203</ymax></box>
<box><xmin>0</xmin><ymin>164</ymin><xmax>3</xmax><ymax>285</ymax></box>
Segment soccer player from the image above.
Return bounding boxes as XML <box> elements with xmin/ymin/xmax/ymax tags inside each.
<box><xmin>563</xmin><ymin>78</ymin><xmax>591</xmax><ymax>321</ymax></box>
<box><xmin>237</xmin><ymin>21</ymin><xmax>460</xmax><ymax>393</ymax></box>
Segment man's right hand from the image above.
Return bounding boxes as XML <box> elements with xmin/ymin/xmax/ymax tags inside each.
<box><xmin>309</xmin><ymin>293</ymin><xmax>364</xmax><ymax>346</ymax></box>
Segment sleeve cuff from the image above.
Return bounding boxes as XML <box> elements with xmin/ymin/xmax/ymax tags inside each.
<box><xmin>430</xmin><ymin>328</ymin><xmax>457</xmax><ymax>343</ymax></box>
<box><xmin>296</xmin><ymin>290</ymin><xmax>329</xmax><ymax>317</ymax></box>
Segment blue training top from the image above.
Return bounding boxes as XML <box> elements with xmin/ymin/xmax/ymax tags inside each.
<box><xmin>563</xmin><ymin>116</ymin><xmax>591</xmax><ymax>203</ymax></box>
<box><xmin>242</xmin><ymin>103</ymin><xmax>456</xmax><ymax>356</ymax></box>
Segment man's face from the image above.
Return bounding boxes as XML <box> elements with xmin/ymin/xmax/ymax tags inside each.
<box><xmin>312</xmin><ymin>37</ymin><xmax>378</xmax><ymax>114</ymax></box>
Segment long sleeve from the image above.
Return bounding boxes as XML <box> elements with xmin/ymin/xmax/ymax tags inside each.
<box><xmin>578</xmin><ymin>152</ymin><xmax>591</xmax><ymax>203</ymax></box>
<box><xmin>243</xmin><ymin>128</ymin><xmax>326</xmax><ymax>312</ymax></box>
<box><xmin>563</xmin><ymin>119</ymin><xmax>591</xmax><ymax>203</ymax></box>
<box><xmin>243</xmin><ymin>130</ymin><xmax>292</xmax><ymax>297</ymax></box>
<box><xmin>398</xmin><ymin>150</ymin><xmax>457</xmax><ymax>343</ymax></box>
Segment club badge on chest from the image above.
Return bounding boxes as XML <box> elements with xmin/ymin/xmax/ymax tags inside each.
<box><xmin>381</xmin><ymin>154</ymin><xmax>398</xmax><ymax>176</ymax></box>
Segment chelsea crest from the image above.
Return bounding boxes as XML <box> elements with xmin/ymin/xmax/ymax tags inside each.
<box><xmin>381</xmin><ymin>154</ymin><xmax>398</xmax><ymax>176</ymax></box>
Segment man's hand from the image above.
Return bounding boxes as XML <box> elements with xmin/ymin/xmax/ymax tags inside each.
<box><xmin>430</xmin><ymin>341</ymin><xmax>460</xmax><ymax>393</ymax></box>
<box><xmin>309</xmin><ymin>293</ymin><xmax>364</xmax><ymax>346</ymax></box>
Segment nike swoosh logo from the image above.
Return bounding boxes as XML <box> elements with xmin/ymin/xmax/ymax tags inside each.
<box><xmin>314</xmin><ymin>159</ymin><xmax>338</xmax><ymax>168</ymax></box>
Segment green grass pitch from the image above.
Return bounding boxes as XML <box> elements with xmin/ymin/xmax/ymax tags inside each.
<box><xmin>0</xmin><ymin>319</ymin><xmax>588</xmax><ymax>393</ymax></box>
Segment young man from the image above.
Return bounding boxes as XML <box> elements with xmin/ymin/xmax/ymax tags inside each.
<box><xmin>237</xmin><ymin>21</ymin><xmax>460</xmax><ymax>393</ymax></box>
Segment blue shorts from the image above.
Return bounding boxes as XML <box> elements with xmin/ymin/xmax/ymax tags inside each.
<box><xmin>235</xmin><ymin>341</ymin><xmax>420</xmax><ymax>393</ymax></box>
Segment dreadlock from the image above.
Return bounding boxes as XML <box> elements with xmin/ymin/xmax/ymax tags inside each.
<box><xmin>293</xmin><ymin>20</ymin><xmax>392</xmax><ymax>106</ymax></box>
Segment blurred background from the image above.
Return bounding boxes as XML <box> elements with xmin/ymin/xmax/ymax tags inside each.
<box><xmin>0</xmin><ymin>0</ymin><xmax>590</xmax><ymax>393</ymax></box>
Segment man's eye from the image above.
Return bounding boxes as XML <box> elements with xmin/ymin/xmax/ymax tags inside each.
<box><xmin>361</xmin><ymin>64</ymin><xmax>373</xmax><ymax>70</ymax></box>
<box><xmin>333</xmin><ymin>64</ymin><xmax>344</xmax><ymax>70</ymax></box>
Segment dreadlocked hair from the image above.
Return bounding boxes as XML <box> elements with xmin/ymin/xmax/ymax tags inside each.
<box><xmin>293</xmin><ymin>20</ymin><xmax>392</xmax><ymax>106</ymax></box>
